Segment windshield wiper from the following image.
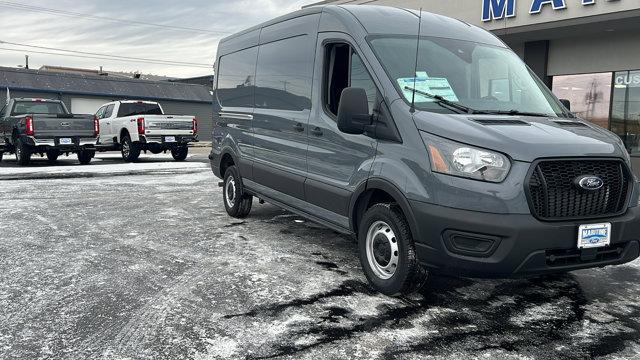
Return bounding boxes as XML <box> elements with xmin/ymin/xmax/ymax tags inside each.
<box><xmin>479</xmin><ymin>109</ymin><xmax>553</xmax><ymax>118</ymax></box>
<box><xmin>404</xmin><ymin>86</ymin><xmax>480</xmax><ymax>114</ymax></box>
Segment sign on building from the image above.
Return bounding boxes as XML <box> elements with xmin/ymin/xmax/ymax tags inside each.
<box><xmin>482</xmin><ymin>0</ymin><xmax>618</xmax><ymax>22</ymax></box>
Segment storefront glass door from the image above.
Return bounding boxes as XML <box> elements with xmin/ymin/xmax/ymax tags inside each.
<box><xmin>611</xmin><ymin>70</ymin><xmax>640</xmax><ymax>156</ymax></box>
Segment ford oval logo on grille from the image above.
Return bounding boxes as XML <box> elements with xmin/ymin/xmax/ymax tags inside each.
<box><xmin>60</xmin><ymin>122</ymin><xmax>71</xmax><ymax>127</ymax></box>
<box><xmin>575</xmin><ymin>175</ymin><xmax>604</xmax><ymax>191</ymax></box>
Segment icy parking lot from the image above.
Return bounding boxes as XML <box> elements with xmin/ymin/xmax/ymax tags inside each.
<box><xmin>0</xmin><ymin>161</ymin><xmax>639</xmax><ymax>359</ymax></box>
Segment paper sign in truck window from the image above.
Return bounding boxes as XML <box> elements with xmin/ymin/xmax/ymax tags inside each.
<box><xmin>397</xmin><ymin>77</ymin><xmax>459</xmax><ymax>103</ymax></box>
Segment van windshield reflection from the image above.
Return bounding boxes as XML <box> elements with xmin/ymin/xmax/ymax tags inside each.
<box><xmin>369</xmin><ymin>36</ymin><xmax>569</xmax><ymax>117</ymax></box>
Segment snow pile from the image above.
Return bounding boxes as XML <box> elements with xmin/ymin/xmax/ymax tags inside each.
<box><xmin>0</xmin><ymin>160</ymin><xmax>208</xmax><ymax>180</ymax></box>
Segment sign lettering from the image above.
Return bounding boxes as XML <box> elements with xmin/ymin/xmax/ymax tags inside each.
<box><xmin>482</xmin><ymin>0</ymin><xmax>516</xmax><ymax>22</ymax></box>
<box><xmin>482</xmin><ymin>0</ymin><xmax>616</xmax><ymax>21</ymax></box>
<box><xmin>616</xmin><ymin>74</ymin><xmax>640</xmax><ymax>87</ymax></box>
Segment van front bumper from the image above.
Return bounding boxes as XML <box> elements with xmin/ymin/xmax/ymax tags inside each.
<box><xmin>411</xmin><ymin>200</ymin><xmax>640</xmax><ymax>278</ymax></box>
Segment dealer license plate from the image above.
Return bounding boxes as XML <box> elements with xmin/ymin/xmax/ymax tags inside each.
<box><xmin>165</xmin><ymin>136</ymin><xmax>176</xmax><ymax>143</ymax></box>
<box><xmin>578</xmin><ymin>223</ymin><xmax>611</xmax><ymax>249</ymax></box>
<box><xmin>59</xmin><ymin>138</ymin><xmax>72</xmax><ymax>145</ymax></box>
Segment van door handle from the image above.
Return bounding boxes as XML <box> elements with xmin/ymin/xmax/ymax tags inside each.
<box><xmin>293</xmin><ymin>123</ymin><xmax>305</xmax><ymax>132</ymax></box>
<box><xmin>310</xmin><ymin>127</ymin><xmax>323</xmax><ymax>137</ymax></box>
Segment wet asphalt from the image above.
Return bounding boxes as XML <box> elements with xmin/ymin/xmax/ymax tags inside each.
<box><xmin>0</xmin><ymin>161</ymin><xmax>638</xmax><ymax>360</ymax></box>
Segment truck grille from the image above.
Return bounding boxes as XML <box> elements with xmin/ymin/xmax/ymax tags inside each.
<box><xmin>526</xmin><ymin>159</ymin><xmax>631</xmax><ymax>221</ymax></box>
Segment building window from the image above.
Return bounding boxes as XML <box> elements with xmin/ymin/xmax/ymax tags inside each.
<box><xmin>611</xmin><ymin>70</ymin><xmax>640</xmax><ymax>156</ymax></box>
<box><xmin>552</xmin><ymin>72</ymin><xmax>612</xmax><ymax>129</ymax></box>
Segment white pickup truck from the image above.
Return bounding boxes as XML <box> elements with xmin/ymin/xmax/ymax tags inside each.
<box><xmin>95</xmin><ymin>100</ymin><xmax>198</xmax><ymax>162</ymax></box>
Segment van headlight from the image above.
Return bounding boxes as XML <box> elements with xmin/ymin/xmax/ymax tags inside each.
<box><xmin>421</xmin><ymin>132</ymin><xmax>511</xmax><ymax>183</ymax></box>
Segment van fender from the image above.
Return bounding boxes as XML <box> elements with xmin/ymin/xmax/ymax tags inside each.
<box><xmin>349</xmin><ymin>177</ymin><xmax>421</xmax><ymax>244</ymax></box>
<box><xmin>214</xmin><ymin>145</ymin><xmax>239</xmax><ymax>177</ymax></box>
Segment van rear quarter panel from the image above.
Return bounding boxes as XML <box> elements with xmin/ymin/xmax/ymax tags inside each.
<box><xmin>213</xmin><ymin>29</ymin><xmax>261</xmax><ymax>180</ymax></box>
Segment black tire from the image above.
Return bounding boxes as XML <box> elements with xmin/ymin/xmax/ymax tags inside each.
<box><xmin>121</xmin><ymin>135</ymin><xmax>140</xmax><ymax>162</ymax></box>
<box><xmin>46</xmin><ymin>149</ymin><xmax>60</xmax><ymax>163</ymax></box>
<box><xmin>358</xmin><ymin>203</ymin><xmax>428</xmax><ymax>296</ymax></box>
<box><xmin>77</xmin><ymin>149</ymin><xmax>95</xmax><ymax>165</ymax></box>
<box><xmin>15</xmin><ymin>138</ymin><xmax>32</xmax><ymax>166</ymax></box>
<box><xmin>171</xmin><ymin>146</ymin><xmax>188</xmax><ymax>161</ymax></box>
<box><xmin>223</xmin><ymin>166</ymin><xmax>252</xmax><ymax>218</ymax></box>
<box><xmin>0</xmin><ymin>151</ymin><xmax>3</xmax><ymax>162</ymax></box>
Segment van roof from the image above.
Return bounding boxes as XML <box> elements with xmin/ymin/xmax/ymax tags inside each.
<box><xmin>219</xmin><ymin>5</ymin><xmax>504</xmax><ymax>49</ymax></box>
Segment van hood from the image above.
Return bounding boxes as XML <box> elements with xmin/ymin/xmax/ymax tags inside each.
<box><xmin>412</xmin><ymin>112</ymin><xmax>626</xmax><ymax>162</ymax></box>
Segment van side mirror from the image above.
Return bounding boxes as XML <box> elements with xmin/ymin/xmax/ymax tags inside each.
<box><xmin>559</xmin><ymin>99</ymin><xmax>571</xmax><ymax>111</ymax></box>
<box><xmin>337</xmin><ymin>87</ymin><xmax>371</xmax><ymax>135</ymax></box>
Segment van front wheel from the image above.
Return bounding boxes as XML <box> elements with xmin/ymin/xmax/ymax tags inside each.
<box><xmin>223</xmin><ymin>166</ymin><xmax>252</xmax><ymax>218</ymax></box>
<box><xmin>358</xmin><ymin>203</ymin><xmax>428</xmax><ymax>296</ymax></box>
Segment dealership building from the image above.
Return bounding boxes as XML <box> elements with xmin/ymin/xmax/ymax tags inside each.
<box><xmin>311</xmin><ymin>0</ymin><xmax>640</xmax><ymax>170</ymax></box>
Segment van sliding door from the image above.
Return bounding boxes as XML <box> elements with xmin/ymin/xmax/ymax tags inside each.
<box><xmin>251</xmin><ymin>15</ymin><xmax>320</xmax><ymax>200</ymax></box>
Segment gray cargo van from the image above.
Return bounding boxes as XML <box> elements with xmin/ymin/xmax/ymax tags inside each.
<box><xmin>210</xmin><ymin>5</ymin><xmax>640</xmax><ymax>296</ymax></box>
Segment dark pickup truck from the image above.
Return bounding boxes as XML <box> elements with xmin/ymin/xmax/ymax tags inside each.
<box><xmin>0</xmin><ymin>98</ymin><xmax>99</xmax><ymax>165</ymax></box>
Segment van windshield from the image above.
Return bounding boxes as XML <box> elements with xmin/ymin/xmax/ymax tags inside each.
<box><xmin>368</xmin><ymin>36</ymin><xmax>568</xmax><ymax>117</ymax></box>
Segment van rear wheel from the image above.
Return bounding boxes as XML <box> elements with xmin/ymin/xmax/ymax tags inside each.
<box><xmin>223</xmin><ymin>166</ymin><xmax>252</xmax><ymax>218</ymax></box>
<box><xmin>358</xmin><ymin>203</ymin><xmax>428</xmax><ymax>296</ymax></box>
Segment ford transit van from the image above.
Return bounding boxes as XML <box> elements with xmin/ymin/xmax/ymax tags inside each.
<box><xmin>210</xmin><ymin>5</ymin><xmax>640</xmax><ymax>296</ymax></box>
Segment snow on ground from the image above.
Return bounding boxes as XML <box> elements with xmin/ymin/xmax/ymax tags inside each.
<box><xmin>0</xmin><ymin>169</ymin><xmax>638</xmax><ymax>359</ymax></box>
<box><xmin>0</xmin><ymin>153</ymin><xmax>209</xmax><ymax>180</ymax></box>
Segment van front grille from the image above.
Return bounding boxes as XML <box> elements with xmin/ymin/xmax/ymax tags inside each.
<box><xmin>526</xmin><ymin>159</ymin><xmax>631</xmax><ymax>221</ymax></box>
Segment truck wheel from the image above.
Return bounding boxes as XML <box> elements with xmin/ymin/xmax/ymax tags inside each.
<box><xmin>171</xmin><ymin>146</ymin><xmax>188</xmax><ymax>161</ymax></box>
<box><xmin>358</xmin><ymin>203</ymin><xmax>428</xmax><ymax>296</ymax></box>
<box><xmin>121</xmin><ymin>135</ymin><xmax>140</xmax><ymax>162</ymax></box>
<box><xmin>15</xmin><ymin>138</ymin><xmax>32</xmax><ymax>166</ymax></box>
<box><xmin>223</xmin><ymin>166</ymin><xmax>252</xmax><ymax>218</ymax></box>
<box><xmin>46</xmin><ymin>149</ymin><xmax>60</xmax><ymax>163</ymax></box>
<box><xmin>77</xmin><ymin>149</ymin><xmax>95</xmax><ymax>165</ymax></box>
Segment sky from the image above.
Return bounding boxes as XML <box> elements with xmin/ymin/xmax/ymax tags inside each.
<box><xmin>0</xmin><ymin>0</ymin><xmax>317</xmax><ymax>78</ymax></box>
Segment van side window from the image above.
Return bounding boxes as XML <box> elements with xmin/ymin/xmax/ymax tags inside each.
<box><xmin>216</xmin><ymin>47</ymin><xmax>259</xmax><ymax>108</ymax></box>
<box><xmin>350</xmin><ymin>52</ymin><xmax>377</xmax><ymax>115</ymax></box>
<box><xmin>255</xmin><ymin>35</ymin><xmax>313</xmax><ymax>111</ymax></box>
<box><xmin>324</xmin><ymin>43</ymin><xmax>377</xmax><ymax>117</ymax></box>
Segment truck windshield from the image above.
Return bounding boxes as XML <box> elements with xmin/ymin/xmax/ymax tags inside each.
<box><xmin>368</xmin><ymin>36</ymin><xmax>568</xmax><ymax>117</ymax></box>
<box><xmin>12</xmin><ymin>101</ymin><xmax>66</xmax><ymax>116</ymax></box>
<box><xmin>117</xmin><ymin>103</ymin><xmax>163</xmax><ymax>117</ymax></box>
